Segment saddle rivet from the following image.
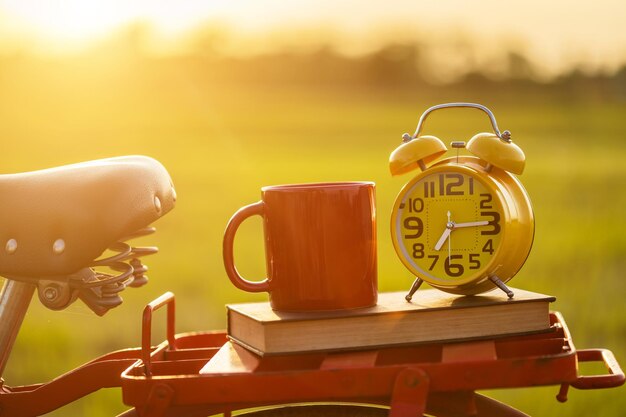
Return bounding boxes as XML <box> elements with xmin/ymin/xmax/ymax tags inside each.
<box><xmin>52</xmin><ymin>239</ymin><xmax>65</xmax><ymax>255</ymax></box>
<box><xmin>5</xmin><ymin>239</ymin><xmax>17</xmax><ymax>254</ymax></box>
<box><xmin>154</xmin><ymin>195</ymin><xmax>162</xmax><ymax>213</ymax></box>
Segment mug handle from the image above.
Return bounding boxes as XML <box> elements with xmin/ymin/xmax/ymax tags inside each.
<box><xmin>223</xmin><ymin>201</ymin><xmax>270</xmax><ymax>293</ymax></box>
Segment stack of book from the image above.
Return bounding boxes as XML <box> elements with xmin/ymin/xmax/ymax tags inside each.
<box><xmin>222</xmin><ymin>288</ymin><xmax>555</xmax><ymax>356</ymax></box>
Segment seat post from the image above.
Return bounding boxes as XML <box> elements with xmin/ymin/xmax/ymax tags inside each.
<box><xmin>0</xmin><ymin>279</ymin><xmax>35</xmax><ymax>378</ymax></box>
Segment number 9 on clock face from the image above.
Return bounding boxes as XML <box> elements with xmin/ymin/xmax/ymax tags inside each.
<box><xmin>391</xmin><ymin>160</ymin><xmax>534</xmax><ymax>295</ymax></box>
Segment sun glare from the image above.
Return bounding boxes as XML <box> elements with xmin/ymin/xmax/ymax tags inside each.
<box><xmin>0</xmin><ymin>0</ymin><xmax>624</xmax><ymax>76</ymax></box>
<box><xmin>3</xmin><ymin>1</ymin><xmax>131</xmax><ymax>45</ymax></box>
<box><xmin>0</xmin><ymin>0</ymin><xmax>240</xmax><ymax>51</ymax></box>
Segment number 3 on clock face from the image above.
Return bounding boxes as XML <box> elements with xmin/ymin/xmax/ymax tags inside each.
<box><xmin>391</xmin><ymin>162</ymin><xmax>529</xmax><ymax>293</ymax></box>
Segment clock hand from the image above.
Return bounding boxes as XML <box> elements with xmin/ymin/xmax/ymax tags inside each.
<box><xmin>434</xmin><ymin>227</ymin><xmax>451</xmax><ymax>251</ymax></box>
<box><xmin>447</xmin><ymin>211</ymin><xmax>452</xmax><ymax>261</ymax></box>
<box><xmin>434</xmin><ymin>210</ymin><xmax>454</xmax><ymax>251</ymax></box>
<box><xmin>453</xmin><ymin>220</ymin><xmax>489</xmax><ymax>229</ymax></box>
<box><xmin>448</xmin><ymin>230</ymin><xmax>451</xmax><ymax>261</ymax></box>
<box><xmin>435</xmin><ymin>218</ymin><xmax>489</xmax><ymax>251</ymax></box>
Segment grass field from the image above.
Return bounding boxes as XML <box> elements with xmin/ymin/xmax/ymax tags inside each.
<box><xmin>1</xmin><ymin>63</ymin><xmax>625</xmax><ymax>415</ymax></box>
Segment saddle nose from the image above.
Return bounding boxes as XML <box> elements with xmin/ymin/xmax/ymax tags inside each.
<box><xmin>0</xmin><ymin>155</ymin><xmax>176</xmax><ymax>278</ymax></box>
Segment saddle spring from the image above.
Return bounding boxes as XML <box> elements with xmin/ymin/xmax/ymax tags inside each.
<box><xmin>37</xmin><ymin>227</ymin><xmax>158</xmax><ymax>316</ymax></box>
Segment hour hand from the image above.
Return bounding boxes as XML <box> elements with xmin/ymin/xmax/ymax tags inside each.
<box><xmin>434</xmin><ymin>228</ymin><xmax>452</xmax><ymax>251</ymax></box>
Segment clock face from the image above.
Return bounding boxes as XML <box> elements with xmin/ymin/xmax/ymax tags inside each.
<box><xmin>392</xmin><ymin>167</ymin><xmax>504</xmax><ymax>286</ymax></box>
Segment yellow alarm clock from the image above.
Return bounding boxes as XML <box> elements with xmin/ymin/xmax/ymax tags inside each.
<box><xmin>390</xmin><ymin>103</ymin><xmax>534</xmax><ymax>301</ymax></box>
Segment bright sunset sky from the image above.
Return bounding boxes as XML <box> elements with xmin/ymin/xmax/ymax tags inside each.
<box><xmin>0</xmin><ymin>0</ymin><xmax>624</xmax><ymax>77</ymax></box>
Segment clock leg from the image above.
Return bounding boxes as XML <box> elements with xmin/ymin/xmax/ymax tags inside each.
<box><xmin>489</xmin><ymin>275</ymin><xmax>514</xmax><ymax>298</ymax></box>
<box><xmin>405</xmin><ymin>277</ymin><xmax>424</xmax><ymax>302</ymax></box>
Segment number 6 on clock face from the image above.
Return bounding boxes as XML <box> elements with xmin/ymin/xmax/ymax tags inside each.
<box><xmin>391</xmin><ymin>158</ymin><xmax>534</xmax><ymax>295</ymax></box>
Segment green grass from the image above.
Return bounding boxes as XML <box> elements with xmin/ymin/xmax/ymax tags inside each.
<box><xmin>1</xmin><ymin>74</ymin><xmax>625</xmax><ymax>415</ymax></box>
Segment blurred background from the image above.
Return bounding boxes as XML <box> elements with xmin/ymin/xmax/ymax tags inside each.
<box><xmin>0</xmin><ymin>0</ymin><xmax>624</xmax><ymax>415</ymax></box>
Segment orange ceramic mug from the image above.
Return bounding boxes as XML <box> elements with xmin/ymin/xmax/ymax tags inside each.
<box><xmin>223</xmin><ymin>182</ymin><xmax>377</xmax><ymax>312</ymax></box>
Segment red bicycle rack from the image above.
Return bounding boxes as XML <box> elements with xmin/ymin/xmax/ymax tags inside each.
<box><xmin>0</xmin><ymin>292</ymin><xmax>623</xmax><ymax>417</ymax></box>
<box><xmin>121</xmin><ymin>293</ymin><xmax>624</xmax><ymax>417</ymax></box>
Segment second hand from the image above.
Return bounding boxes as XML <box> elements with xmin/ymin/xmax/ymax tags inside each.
<box><xmin>447</xmin><ymin>210</ymin><xmax>452</xmax><ymax>261</ymax></box>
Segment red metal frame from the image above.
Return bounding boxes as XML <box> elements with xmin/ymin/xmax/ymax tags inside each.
<box><xmin>0</xmin><ymin>349</ymin><xmax>143</xmax><ymax>417</ymax></box>
<box><xmin>142</xmin><ymin>292</ymin><xmax>177</xmax><ymax>377</ymax></box>
<box><xmin>0</xmin><ymin>293</ymin><xmax>623</xmax><ymax>417</ymax></box>
<box><xmin>120</xmin><ymin>293</ymin><xmax>624</xmax><ymax>417</ymax></box>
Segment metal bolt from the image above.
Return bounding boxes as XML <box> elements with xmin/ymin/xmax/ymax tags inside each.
<box><xmin>44</xmin><ymin>287</ymin><xmax>59</xmax><ymax>301</ymax></box>
<box><xmin>155</xmin><ymin>384</ymin><xmax>170</xmax><ymax>399</ymax></box>
<box><xmin>405</xmin><ymin>375</ymin><xmax>420</xmax><ymax>387</ymax></box>
<box><xmin>5</xmin><ymin>239</ymin><xmax>17</xmax><ymax>254</ymax></box>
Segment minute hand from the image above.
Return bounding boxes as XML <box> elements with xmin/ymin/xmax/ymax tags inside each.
<box><xmin>453</xmin><ymin>220</ymin><xmax>489</xmax><ymax>229</ymax></box>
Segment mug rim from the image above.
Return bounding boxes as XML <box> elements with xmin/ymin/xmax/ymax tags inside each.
<box><xmin>262</xmin><ymin>181</ymin><xmax>375</xmax><ymax>192</ymax></box>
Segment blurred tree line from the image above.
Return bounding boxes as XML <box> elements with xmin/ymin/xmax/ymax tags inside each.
<box><xmin>1</xmin><ymin>24</ymin><xmax>625</xmax><ymax>103</ymax></box>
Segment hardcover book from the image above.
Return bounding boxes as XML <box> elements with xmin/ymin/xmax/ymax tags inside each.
<box><xmin>226</xmin><ymin>288</ymin><xmax>555</xmax><ymax>356</ymax></box>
